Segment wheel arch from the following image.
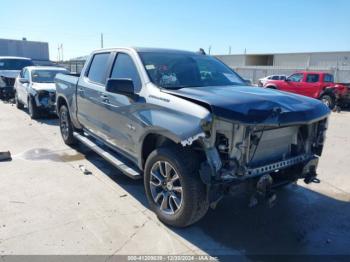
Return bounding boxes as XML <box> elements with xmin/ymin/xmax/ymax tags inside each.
<box><xmin>56</xmin><ymin>95</ymin><xmax>82</xmax><ymax>130</ymax></box>
<box><xmin>319</xmin><ymin>87</ymin><xmax>336</xmax><ymax>99</ymax></box>
<box><xmin>265</xmin><ymin>85</ymin><xmax>278</xmax><ymax>89</ymax></box>
<box><xmin>140</xmin><ymin>132</ymin><xmax>178</xmax><ymax>170</ymax></box>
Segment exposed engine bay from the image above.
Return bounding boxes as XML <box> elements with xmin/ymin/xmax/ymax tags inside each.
<box><xmin>198</xmin><ymin>117</ymin><xmax>328</xmax><ymax>206</ymax></box>
<box><xmin>34</xmin><ymin>90</ymin><xmax>56</xmax><ymax>110</ymax></box>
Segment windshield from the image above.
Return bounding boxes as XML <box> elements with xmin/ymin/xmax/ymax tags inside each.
<box><xmin>0</xmin><ymin>59</ymin><xmax>33</xmax><ymax>70</ymax></box>
<box><xmin>139</xmin><ymin>52</ymin><xmax>244</xmax><ymax>89</ymax></box>
<box><xmin>31</xmin><ymin>69</ymin><xmax>68</xmax><ymax>83</ymax></box>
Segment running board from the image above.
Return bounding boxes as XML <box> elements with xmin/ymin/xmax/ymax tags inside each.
<box><xmin>73</xmin><ymin>132</ymin><xmax>142</xmax><ymax>180</ymax></box>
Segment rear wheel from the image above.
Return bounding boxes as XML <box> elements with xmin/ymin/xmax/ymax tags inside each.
<box><xmin>15</xmin><ymin>92</ymin><xmax>24</xmax><ymax>110</ymax></box>
<box><xmin>28</xmin><ymin>96</ymin><xmax>40</xmax><ymax>119</ymax></box>
<box><xmin>59</xmin><ymin>105</ymin><xmax>76</xmax><ymax>145</ymax></box>
<box><xmin>321</xmin><ymin>95</ymin><xmax>335</xmax><ymax>110</ymax></box>
<box><xmin>144</xmin><ymin>147</ymin><xmax>209</xmax><ymax>227</ymax></box>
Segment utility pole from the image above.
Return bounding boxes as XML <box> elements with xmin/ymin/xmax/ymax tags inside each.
<box><xmin>57</xmin><ymin>45</ymin><xmax>60</xmax><ymax>61</ymax></box>
<box><xmin>101</xmin><ymin>33</ymin><xmax>104</xmax><ymax>48</ymax></box>
<box><xmin>61</xmin><ymin>44</ymin><xmax>64</xmax><ymax>61</ymax></box>
<box><xmin>208</xmin><ymin>46</ymin><xmax>212</xmax><ymax>55</ymax></box>
<box><xmin>229</xmin><ymin>46</ymin><xmax>232</xmax><ymax>55</ymax></box>
<box><xmin>244</xmin><ymin>48</ymin><xmax>247</xmax><ymax>66</ymax></box>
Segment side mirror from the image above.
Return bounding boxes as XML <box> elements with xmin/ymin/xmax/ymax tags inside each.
<box><xmin>19</xmin><ymin>78</ymin><xmax>29</xmax><ymax>84</ymax></box>
<box><xmin>285</xmin><ymin>78</ymin><xmax>290</xmax><ymax>82</ymax></box>
<box><xmin>106</xmin><ymin>78</ymin><xmax>135</xmax><ymax>98</ymax></box>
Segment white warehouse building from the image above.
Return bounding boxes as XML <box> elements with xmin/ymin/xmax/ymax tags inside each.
<box><xmin>0</xmin><ymin>38</ymin><xmax>50</xmax><ymax>64</ymax></box>
<box><xmin>215</xmin><ymin>51</ymin><xmax>350</xmax><ymax>83</ymax></box>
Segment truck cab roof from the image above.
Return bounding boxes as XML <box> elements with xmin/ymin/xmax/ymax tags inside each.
<box><xmin>0</xmin><ymin>56</ymin><xmax>32</xmax><ymax>60</ymax></box>
<box><xmin>92</xmin><ymin>47</ymin><xmax>198</xmax><ymax>55</ymax></box>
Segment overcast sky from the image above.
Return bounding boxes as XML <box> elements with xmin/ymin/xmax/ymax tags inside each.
<box><xmin>1</xmin><ymin>0</ymin><xmax>349</xmax><ymax>60</ymax></box>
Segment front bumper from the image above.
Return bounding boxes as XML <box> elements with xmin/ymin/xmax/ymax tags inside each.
<box><xmin>34</xmin><ymin>91</ymin><xmax>57</xmax><ymax>113</ymax></box>
<box><xmin>203</xmin><ymin>154</ymin><xmax>320</xmax><ymax>205</ymax></box>
<box><xmin>0</xmin><ymin>86</ymin><xmax>15</xmax><ymax>100</ymax></box>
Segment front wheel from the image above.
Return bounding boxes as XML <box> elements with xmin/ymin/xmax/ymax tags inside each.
<box><xmin>59</xmin><ymin>105</ymin><xmax>76</xmax><ymax>145</ymax></box>
<box><xmin>321</xmin><ymin>95</ymin><xmax>335</xmax><ymax>110</ymax></box>
<box><xmin>28</xmin><ymin>96</ymin><xmax>40</xmax><ymax>119</ymax></box>
<box><xmin>15</xmin><ymin>92</ymin><xmax>24</xmax><ymax>109</ymax></box>
<box><xmin>144</xmin><ymin>147</ymin><xmax>209</xmax><ymax>227</ymax></box>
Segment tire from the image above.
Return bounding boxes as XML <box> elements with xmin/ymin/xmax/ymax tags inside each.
<box><xmin>15</xmin><ymin>92</ymin><xmax>24</xmax><ymax>110</ymax></box>
<box><xmin>59</xmin><ymin>105</ymin><xmax>76</xmax><ymax>145</ymax></box>
<box><xmin>320</xmin><ymin>95</ymin><xmax>335</xmax><ymax>110</ymax></box>
<box><xmin>28</xmin><ymin>96</ymin><xmax>40</xmax><ymax>119</ymax></box>
<box><xmin>144</xmin><ymin>146</ymin><xmax>209</xmax><ymax>227</ymax></box>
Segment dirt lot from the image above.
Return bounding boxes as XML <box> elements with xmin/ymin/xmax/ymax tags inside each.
<box><xmin>0</xmin><ymin>100</ymin><xmax>350</xmax><ymax>258</ymax></box>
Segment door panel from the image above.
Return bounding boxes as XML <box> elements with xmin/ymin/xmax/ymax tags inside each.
<box><xmin>283</xmin><ymin>73</ymin><xmax>304</xmax><ymax>95</ymax></box>
<box><xmin>97</xmin><ymin>52</ymin><xmax>143</xmax><ymax>158</ymax></box>
<box><xmin>76</xmin><ymin>52</ymin><xmax>113</xmax><ymax>139</ymax></box>
<box><xmin>302</xmin><ymin>74</ymin><xmax>322</xmax><ymax>98</ymax></box>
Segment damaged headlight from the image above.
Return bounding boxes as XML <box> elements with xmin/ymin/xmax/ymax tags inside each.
<box><xmin>200</xmin><ymin>115</ymin><xmax>213</xmax><ymax>136</ymax></box>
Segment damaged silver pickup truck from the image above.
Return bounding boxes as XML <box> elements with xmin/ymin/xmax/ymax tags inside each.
<box><xmin>55</xmin><ymin>48</ymin><xmax>330</xmax><ymax>227</ymax></box>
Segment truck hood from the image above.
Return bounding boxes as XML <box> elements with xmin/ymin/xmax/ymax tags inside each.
<box><xmin>0</xmin><ymin>70</ymin><xmax>21</xmax><ymax>78</ymax></box>
<box><xmin>163</xmin><ymin>85</ymin><xmax>330</xmax><ymax>126</ymax></box>
<box><xmin>32</xmin><ymin>83</ymin><xmax>56</xmax><ymax>92</ymax></box>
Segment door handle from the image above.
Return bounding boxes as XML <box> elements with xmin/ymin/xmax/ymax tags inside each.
<box><xmin>77</xmin><ymin>87</ymin><xmax>84</xmax><ymax>92</ymax></box>
<box><xmin>100</xmin><ymin>94</ymin><xmax>110</xmax><ymax>104</ymax></box>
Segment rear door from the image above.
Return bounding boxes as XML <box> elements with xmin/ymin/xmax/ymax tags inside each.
<box><xmin>76</xmin><ymin>52</ymin><xmax>114</xmax><ymax>139</ymax></box>
<box><xmin>302</xmin><ymin>73</ymin><xmax>322</xmax><ymax>98</ymax></box>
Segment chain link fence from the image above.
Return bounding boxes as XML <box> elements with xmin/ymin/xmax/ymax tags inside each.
<box><xmin>233</xmin><ymin>66</ymin><xmax>350</xmax><ymax>85</ymax></box>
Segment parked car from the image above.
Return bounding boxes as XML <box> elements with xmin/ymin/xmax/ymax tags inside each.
<box><xmin>0</xmin><ymin>57</ymin><xmax>34</xmax><ymax>100</ymax></box>
<box><xmin>258</xmin><ymin>75</ymin><xmax>286</xmax><ymax>86</ymax></box>
<box><xmin>263</xmin><ymin>71</ymin><xmax>350</xmax><ymax>109</ymax></box>
<box><xmin>55</xmin><ymin>48</ymin><xmax>330</xmax><ymax>227</ymax></box>
<box><xmin>14</xmin><ymin>66</ymin><xmax>69</xmax><ymax>118</ymax></box>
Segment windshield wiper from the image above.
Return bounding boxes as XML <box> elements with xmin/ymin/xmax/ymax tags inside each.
<box><xmin>160</xmin><ymin>85</ymin><xmax>191</xmax><ymax>90</ymax></box>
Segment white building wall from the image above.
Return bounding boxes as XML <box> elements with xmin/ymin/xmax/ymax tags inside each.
<box><xmin>309</xmin><ymin>52</ymin><xmax>350</xmax><ymax>68</ymax></box>
<box><xmin>215</xmin><ymin>55</ymin><xmax>245</xmax><ymax>67</ymax></box>
<box><xmin>273</xmin><ymin>54</ymin><xmax>309</xmax><ymax>68</ymax></box>
<box><xmin>0</xmin><ymin>39</ymin><xmax>49</xmax><ymax>61</ymax></box>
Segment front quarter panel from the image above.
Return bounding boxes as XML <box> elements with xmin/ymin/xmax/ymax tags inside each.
<box><xmin>134</xmin><ymin>83</ymin><xmax>212</xmax><ymax>167</ymax></box>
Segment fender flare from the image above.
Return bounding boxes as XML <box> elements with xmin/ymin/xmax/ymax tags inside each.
<box><xmin>264</xmin><ymin>84</ymin><xmax>278</xmax><ymax>89</ymax></box>
<box><xmin>56</xmin><ymin>95</ymin><xmax>82</xmax><ymax>129</ymax></box>
<box><xmin>137</xmin><ymin>115</ymin><xmax>208</xmax><ymax>169</ymax></box>
<box><xmin>319</xmin><ymin>87</ymin><xmax>336</xmax><ymax>99</ymax></box>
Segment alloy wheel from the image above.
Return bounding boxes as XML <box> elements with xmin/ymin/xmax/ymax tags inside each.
<box><xmin>60</xmin><ymin>110</ymin><xmax>69</xmax><ymax>140</ymax></box>
<box><xmin>149</xmin><ymin>161</ymin><xmax>183</xmax><ymax>215</ymax></box>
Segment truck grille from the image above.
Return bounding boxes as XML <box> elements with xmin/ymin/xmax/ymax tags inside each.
<box><xmin>249</xmin><ymin>126</ymin><xmax>299</xmax><ymax>167</ymax></box>
<box><xmin>38</xmin><ymin>91</ymin><xmax>56</xmax><ymax>104</ymax></box>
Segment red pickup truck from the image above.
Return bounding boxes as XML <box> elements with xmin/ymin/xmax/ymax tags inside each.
<box><xmin>263</xmin><ymin>71</ymin><xmax>350</xmax><ymax>109</ymax></box>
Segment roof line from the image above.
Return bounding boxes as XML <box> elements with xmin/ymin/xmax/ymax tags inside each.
<box><xmin>216</xmin><ymin>50</ymin><xmax>350</xmax><ymax>56</ymax></box>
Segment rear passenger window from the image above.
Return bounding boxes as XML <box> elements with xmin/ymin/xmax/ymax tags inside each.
<box><xmin>110</xmin><ymin>53</ymin><xmax>142</xmax><ymax>92</ymax></box>
<box><xmin>87</xmin><ymin>53</ymin><xmax>110</xmax><ymax>85</ymax></box>
<box><xmin>306</xmin><ymin>74</ymin><xmax>319</xmax><ymax>83</ymax></box>
<box><xmin>324</xmin><ymin>74</ymin><xmax>334</xmax><ymax>83</ymax></box>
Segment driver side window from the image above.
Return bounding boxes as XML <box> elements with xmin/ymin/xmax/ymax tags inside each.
<box><xmin>288</xmin><ymin>73</ymin><xmax>303</xmax><ymax>82</ymax></box>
